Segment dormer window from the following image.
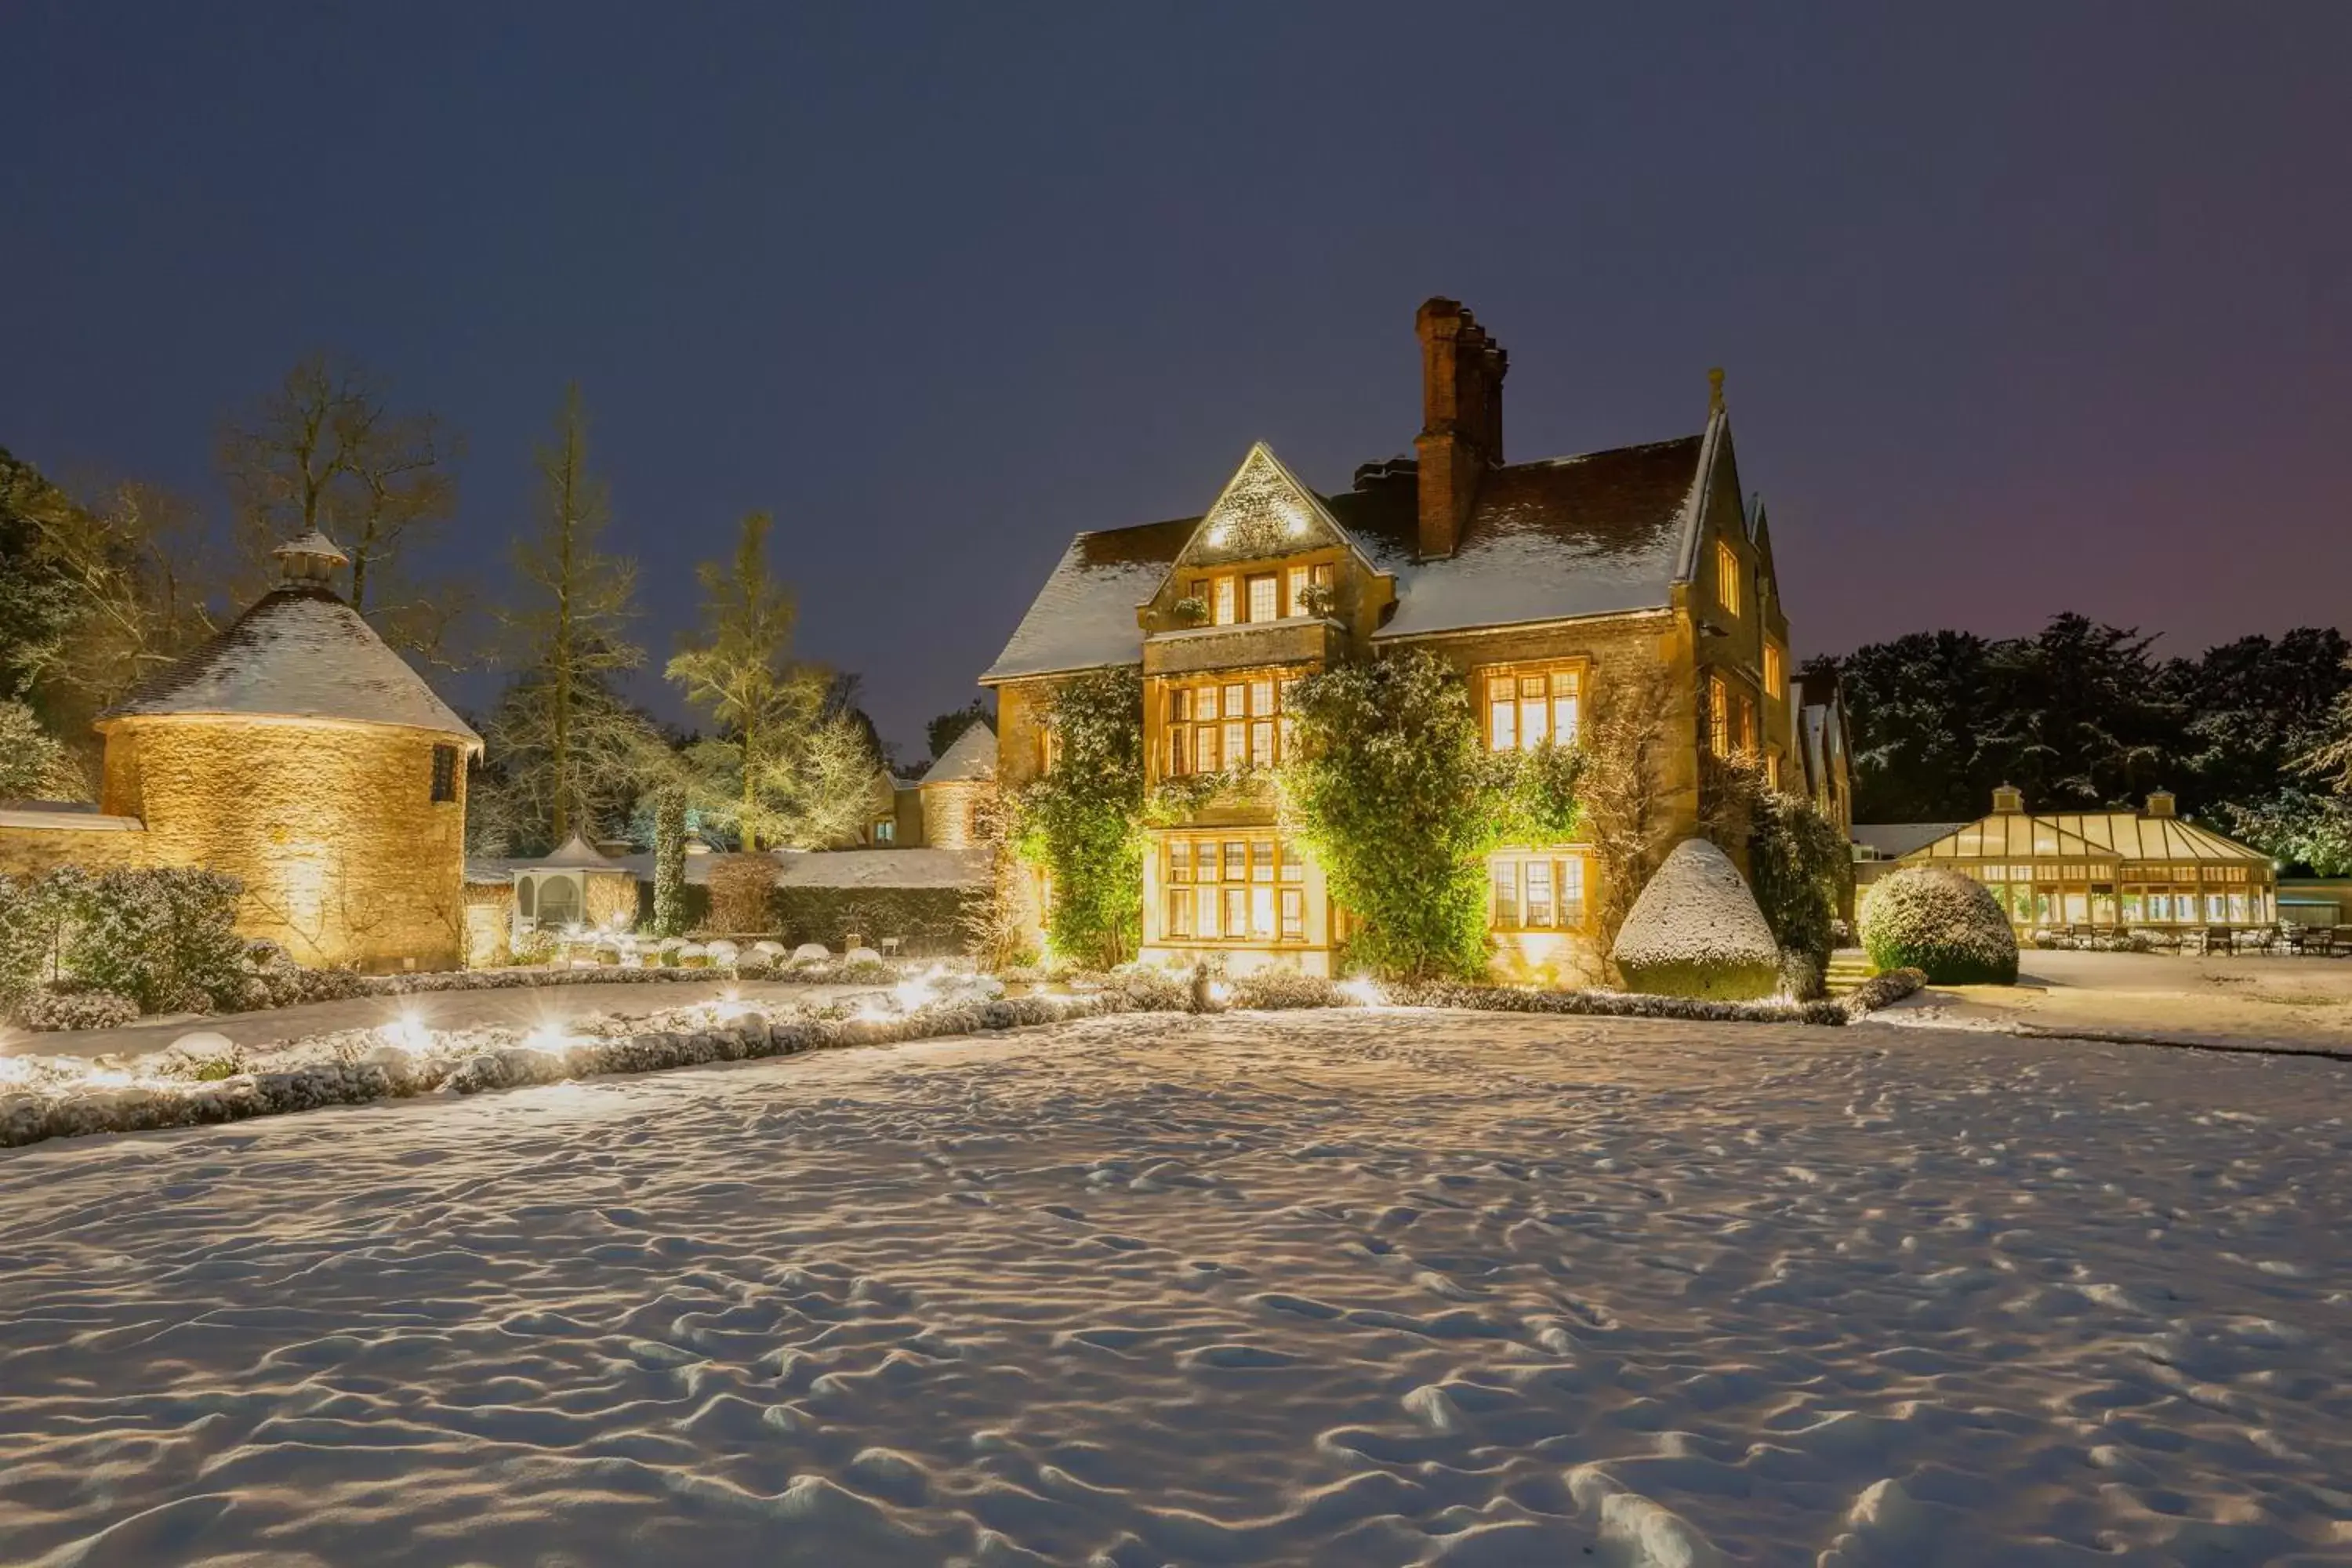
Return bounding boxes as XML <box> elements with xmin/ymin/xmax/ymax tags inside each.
<box><xmin>1247</xmin><ymin>574</ymin><xmax>1278</xmax><ymax>622</ymax></box>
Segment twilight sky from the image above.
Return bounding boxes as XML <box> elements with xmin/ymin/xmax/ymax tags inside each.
<box><xmin>5</xmin><ymin>2</ymin><xmax>2347</xmax><ymax>760</ymax></box>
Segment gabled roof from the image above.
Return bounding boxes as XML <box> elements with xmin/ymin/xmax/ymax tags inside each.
<box><xmin>924</xmin><ymin>718</ymin><xmax>996</xmax><ymax>785</ymax></box>
<box><xmin>982</xmin><ymin>427</ymin><xmax>1714</xmax><ymax>682</ymax></box>
<box><xmin>102</xmin><ymin>585</ymin><xmax>481</xmax><ymax>746</ymax></box>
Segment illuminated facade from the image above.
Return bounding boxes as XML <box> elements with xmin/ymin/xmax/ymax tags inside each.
<box><xmin>0</xmin><ymin>533</ymin><xmax>482</xmax><ymax>972</ymax></box>
<box><xmin>982</xmin><ymin>299</ymin><xmax>1833</xmax><ymax>982</ymax></box>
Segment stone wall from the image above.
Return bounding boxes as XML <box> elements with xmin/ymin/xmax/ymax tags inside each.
<box><xmin>100</xmin><ymin>715</ymin><xmax>470</xmax><ymax>973</ymax></box>
<box><xmin>0</xmin><ymin>820</ymin><xmax>154</xmax><ymax>879</ymax></box>
<box><xmin>463</xmin><ymin>883</ymin><xmax>514</xmax><ymax>968</ymax></box>
<box><xmin>920</xmin><ymin>781</ymin><xmax>983</xmax><ymax>849</ymax></box>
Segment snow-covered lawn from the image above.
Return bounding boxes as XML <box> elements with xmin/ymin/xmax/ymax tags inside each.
<box><xmin>3</xmin><ymin>1010</ymin><xmax>2349</xmax><ymax>1566</ymax></box>
<box><xmin>1882</xmin><ymin>949</ymin><xmax>2352</xmax><ymax>1055</ymax></box>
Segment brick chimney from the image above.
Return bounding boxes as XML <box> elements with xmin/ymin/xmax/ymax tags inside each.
<box><xmin>1414</xmin><ymin>298</ymin><xmax>1508</xmax><ymax>559</ymax></box>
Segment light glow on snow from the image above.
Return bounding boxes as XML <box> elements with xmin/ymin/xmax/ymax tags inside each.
<box><xmin>1338</xmin><ymin>975</ymin><xmax>1385</xmax><ymax>1007</ymax></box>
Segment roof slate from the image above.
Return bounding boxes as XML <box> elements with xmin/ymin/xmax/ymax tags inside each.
<box><xmin>103</xmin><ymin>586</ymin><xmax>481</xmax><ymax>746</ymax></box>
<box><xmin>981</xmin><ymin>433</ymin><xmax>1710</xmax><ymax>682</ymax></box>
<box><xmin>924</xmin><ymin>719</ymin><xmax>997</xmax><ymax>785</ymax></box>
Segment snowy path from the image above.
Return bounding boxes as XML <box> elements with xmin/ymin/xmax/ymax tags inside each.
<box><xmin>2</xmin><ymin>1011</ymin><xmax>2348</xmax><ymax>1566</ymax></box>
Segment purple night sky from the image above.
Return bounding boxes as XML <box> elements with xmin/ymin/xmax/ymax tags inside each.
<box><xmin>5</xmin><ymin>2</ymin><xmax>2347</xmax><ymax>757</ymax></box>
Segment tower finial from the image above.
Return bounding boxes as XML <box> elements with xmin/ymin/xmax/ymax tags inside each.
<box><xmin>1707</xmin><ymin>366</ymin><xmax>1726</xmax><ymax>417</ymax></box>
<box><xmin>272</xmin><ymin>530</ymin><xmax>350</xmax><ymax>590</ymax></box>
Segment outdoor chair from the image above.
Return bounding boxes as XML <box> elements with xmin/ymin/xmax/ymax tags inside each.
<box><xmin>880</xmin><ymin>936</ymin><xmax>902</xmax><ymax>958</ymax></box>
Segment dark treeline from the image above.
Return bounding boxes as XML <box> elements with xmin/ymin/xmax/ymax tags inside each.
<box><xmin>1807</xmin><ymin>614</ymin><xmax>2352</xmax><ymax>874</ymax></box>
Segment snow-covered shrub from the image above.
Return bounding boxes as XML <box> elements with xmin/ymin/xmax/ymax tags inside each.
<box><xmin>1609</xmin><ymin>838</ymin><xmax>1781</xmax><ymax>1000</ymax></box>
<box><xmin>1231</xmin><ymin>967</ymin><xmax>1340</xmax><ymax>1010</ymax></box>
<box><xmin>60</xmin><ymin>868</ymin><xmax>248</xmax><ymax>1014</ymax></box>
<box><xmin>20</xmin><ymin>988</ymin><xmax>139</xmax><ymax>1030</ymax></box>
<box><xmin>1842</xmin><ymin>967</ymin><xmax>1926</xmax><ymax>1018</ymax></box>
<box><xmin>1105</xmin><ymin>962</ymin><xmax>1189</xmax><ymax>1011</ymax></box>
<box><xmin>835</xmin><ymin>958</ymin><xmax>895</xmax><ymax>984</ymax></box>
<box><xmin>1743</xmin><ymin>790</ymin><xmax>1853</xmax><ymax>1000</ymax></box>
<box><xmin>510</xmin><ymin>927</ymin><xmax>559</xmax><ymax>967</ymax></box>
<box><xmin>0</xmin><ymin>874</ymin><xmax>58</xmax><ymax>1017</ymax></box>
<box><xmin>1860</xmin><ymin>867</ymin><xmax>2019</xmax><ymax>985</ymax></box>
<box><xmin>705</xmin><ymin>854</ymin><xmax>776</xmax><ymax>936</ymax></box>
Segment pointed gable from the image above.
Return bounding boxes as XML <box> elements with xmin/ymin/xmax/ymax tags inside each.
<box><xmin>1165</xmin><ymin>443</ymin><xmax>1360</xmax><ymax>576</ymax></box>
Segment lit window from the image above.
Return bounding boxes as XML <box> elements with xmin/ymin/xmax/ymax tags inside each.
<box><xmin>1250</xmin><ymin>720</ymin><xmax>1273</xmax><ymax>769</ymax></box>
<box><xmin>1169</xmin><ymin>841</ymin><xmax>1192</xmax><ymax>883</ymax></box>
<box><xmin>1489</xmin><ymin>676</ymin><xmax>1515</xmax><ymax>752</ymax></box>
<box><xmin>1223</xmin><ymin>720</ymin><xmax>1246</xmax><ymax>768</ymax></box>
<box><xmin>1196</xmin><ymin>884</ymin><xmax>1220</xmax><ymax>938</ymax></box>
<box><xmin>1247</xmin><ymin>575</ymin><xmax>1278</xmax><ymax>622</ymax></box>
<box><xmin>1551</xmin><ymin>669</ymin><xmax>1581</xmax><ymax>745</ymax></box>
<box><xmin>1196</xmin><ymin>686</ymin><xmax>1218</xmax><ymax>722</ymax></box>
<box><xmin>1224</xmin><ymin>886</ymin><xmax>1249</xmax><ymax>939</ymax></box>
<box><xmin>1287</xmin><ymin>564</ymin><xmax>1310</xmax><ymax>615</ymax></box>
<box><xmin>1224</xmin><ymin>682</ymin><xmax>1246</xmax><ymax>717</ymax></box>
<box><xmin>1250</xmin><ymin>678</ymin><xmax>1272</xmax><ymax>716</ymax></box>
<box><xmin>1519</xmin><ymin>675</ymin><xmax>1549</xmax><ymax>750</ymax></box>
<box><xmin>1197</xmin><ymin>724</ymin><xmax>1219</xmax><ymax>771</ymax></box>
<box><xmin>1483</xmin><ymin>662</ymin><xmax>1584</xmax><ymax>751</ymax></box>
<box><xmin>1763</xmin><ymin>641</ymin><xmax>1784</xmax><ymax>700</ymax></box>
<box><xmin>1526</xmin><ymin>859</ymin><xmax>1554</xmax><ymax>927</ymax></box>
<box><xmin>1169</xmin><ymin>887</ymin><xmax>1193</xmax><ymax>936</ymax></box>
<box><xmin>1708</xmin><ymin>675</ymin><xmax>1730</xmax><ymax>757</ymax></box>
<box><xmin>1279</xmin><ymin>887</ymin><xmax>1304</xmax><ymax>939</ymax></box>
<box><xmin>1492</xmin><ymin>863</ymin><xmax>1518</xmax><ymax>927</ymax></box>
<box><xmin>1225</xmin><ymin>840</ymin><xmax>1247</xmax><ymax>881</ymax></box>
<box><xmin>873</xmin><ymin>818</ymin><xmax>895</xmax><ymax>844</ymax></box>
<box><xmin>1251</xmin><ymin>840</ymin><xmax>1275</xmax><ymax>883</ymax></box>
<box><xmin>1716</xmin><ymin>539</ymin><xmax>1742</xmax><ymax>617</ymax></box>
<box><xmin>1250</xmin><ymin>886</ymin><xmax>1275</xmax><ymax>939</ymax></box>
<box><xmin>1214</xmin><ymin>577</ymin><xmax>1237</xmax><ymax>625</ymax></box>
<box><xmin>430</xmin><ymin>743</ymin><xmax>459</xmax><ymax>803</ymax></box>
<box><xmin>1280</xmin><ymin>841</ymin><xmax>1304</xmax><ymax>883</ymax></box>
<box><xmin>1560</xmin><ymin>857</ymin><xmax>1586</xmax><ymax>924</ymax></box>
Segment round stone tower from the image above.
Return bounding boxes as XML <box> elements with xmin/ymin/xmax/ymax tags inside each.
<box><xmin>96</xmin><ymin>532</ymin><xmax>483</xmax><ymax>972</ymax></box>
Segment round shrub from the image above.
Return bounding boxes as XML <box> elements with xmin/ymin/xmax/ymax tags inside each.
<box><xmin>1860</xmin><ymin>866</ymin><xmax>2019</xmax><ymax>985</ymax></box>
<box><xmin>1610</xmin><ymin>838</ymin><xmax>1781</xmax><ymax>1001</ymax></box>
<box><xmin>20</xmin><ymin>989</ymin><xmax>140</xmax><ymax>1031</ymax></box>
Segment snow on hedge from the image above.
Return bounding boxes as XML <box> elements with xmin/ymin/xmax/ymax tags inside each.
<box><xmin>1860</xmin><ymin>866</ymin><xmax>2020</xmax><ymax>985</ymax></box>
<box><xmin>1610</xmin><ymin>837</ymin><xmax>1782</xmax><ymax>1000</ymax></box>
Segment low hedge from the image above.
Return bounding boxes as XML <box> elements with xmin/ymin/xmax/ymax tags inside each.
<box><xmin>767</xmin><ymin>885</ymin><xmax>978</xmax><ymax>956</ymax></box>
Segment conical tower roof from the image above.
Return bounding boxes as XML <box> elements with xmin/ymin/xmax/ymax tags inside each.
<box><xmin>101</xmin><ymin>532</ymin><xmax>481</xmax><ymax>747</ymax></box>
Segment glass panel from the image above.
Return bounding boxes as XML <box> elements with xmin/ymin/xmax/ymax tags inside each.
<box><xmin>1169</xmin><ymin>888</ymin><xmax>1192</xmax><ymax>936</ymax></box>
<box><xmin>2229</xmin><ymin>893</ymin><xmax>2249</xmax><ymax>923</ymax></box>
<box><xmin>1247</xmin><ymin>575</ymin><xmax>1278</xmax><ymax>622</ymax></box>
<box><xmin>1490</xmin><ymin>699</ymin><xmax>1515</xmax><ymax>752</ymax></box>
<box><xmin>1251</xmin><ymin>841</ymin><xmax>1274</xmax><ymax>883</ymax></box>
<box><xmin>2206</xmin><ymin>893</ymin><xmax>2227</xmax><ymax>923</ymax></box>
<box><xmin>1250</xmin><ymin>887</ymin><xmax>1274</xmax><ymax>940</ymax></box>
<box><xmin>1312</xmin><ymin>563</ymin><xmax>1332</xmax><ymax>590</ymax></box>
<box><xmin>1279</xmin><ymin>888</ymin><xmax>1304</xmax><ymax>940</ymax></box>
<box><xmin>1493</xmin><ymin>862</ymin><xmax>1519</xmax><ymax>927</ymax></box>
<box><xmin>1526</xmin><ymin>860</ymin><xmax>1554</xmax><ymax>927</ymax></box>
<box><xmin>1250</xmin><ymin>720</ymin><xmax>1273</xmax><ymax>768</ymax></box>
<box><xmin>1196</xmin><ymin>687</ymin><xmax>1218</xmax><ymax>721</ymax></box>
<box><xmin>1280</xmin><ymin>841</ymin><xmax>1304</xmax><ymax>882</ymax></box>
<box><xmin>1560</xmin><ymin>858</ymin><xmax>1586</xmax><ymax>924</ymax></box>
<box><xmin>1213</xmin><ymin>577</ymin><xmax>1236</xmax><ymax>625</ymax></box>
<box><xmin>2033</xmin><ymin>891</ymin><xmax>2053</xmax><ymax>924</ymax></box>
<box><xmin>1224</xmin><ymin>683</ymin><xmax>1247</xmax><ymax>717</ymax></box>
<box><xmin>1224</xmin><ymin>720</ymin><xmax>1246</xmax><ymax>766</ymax></box>
<box><xmin>1553</xmin><ymin>685</ymin><xmax>1581</xmax><ymax>744</ymax></box>
<box><xmin>1287</xmin><ymin>565</ymin><xmax>1309</xmax><ymax>615</ymax></box>
<box><xmin>2092</xmin><ymin>895</ymin><xmax>2117</xmax><ymax>925</ymax></box>
<box><xmin>2063</xmin><ymin>892</ymin><xmax>2087</xmax><ymax>924</ymax></box>
<box><xmin>1170</xmin><ymin>729</ymin><xmax>1187</xmax><ymax>775</ymax></box>
<box><xmin>1225</xmin><ymin>887</ymin><xmax>1249</xmax><ymax>939</ymax></box>
<box><xmin>1196</xmin><ymin>886</ymin><xmax>1220</xmax><ymax>938</ymax></box>
<box><xmin>1520</xmin><ymin>696</ymin><xmax>1548</xmax><ymax>750</ymax></box>
<box><xmin>1170</xmin><ymin>841</ymin><xmax>1192</xmax><ymax>883</ymax></box>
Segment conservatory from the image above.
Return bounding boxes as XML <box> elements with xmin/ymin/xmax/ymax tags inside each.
<box><xmin>1896</xmin><ymin>787</ymin><xmax>2276</xmax><ymax>930</ymax></box>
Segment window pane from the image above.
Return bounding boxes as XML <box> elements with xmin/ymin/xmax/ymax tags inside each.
<box><xmin>1170</xmin><ymin>729</ymin><xmax>1187</xmax><ymax>775</ymax></box>
<box><xmin>1247</xmin><ymin>575</ymin><xmax>1278</xmax><ymax>622</ymax></box>
<box><xmin>1214</xmin><ymin>578</ymin><xmax>1236</xmax><ymax>624</ymax></box>
<box><xmin>1225</xmin><ymin>841</ymin><xmax>1247</xmax><ymax>881</ymax></box>
<box><xmin>1225</xmin><ymin>683</ymin><xmax>1246</xmax><ymax>714</ymax></box>
<box><xmin>1170</xmin><ymin>841</ymin><xmax>1192</xmax><ymax>883</ymax></box>
<box><xmin>1196</xmin><ymin>885</ymin><xmax>1220</xmax><ymax>938</ymax></box>
<box><xmin>1279</xmin><ymin>888</ymin><xmax>1303</xmax><ymax>939</ymax></box>
<box><xmin>1225</xmin><ymin>887</ymin><xmax>1249</xmax><ymax>938</ymax></box>
<box><xmin>1174</xmin><ymin>688</ymin><xmax>1192</xmax><ymax>720</ymax></box>
<box><xmin>1251</xmin><ymin>840</ymin><xmax>1274</xmax><ymax>883</ymax></box>
<box><xmin>1224</xmin><ymin>721</ymin><xmax>1246</xmax><ymax>766</ymax></box>
<box><xmin>1169</xmin><ymin>889</ymin><xmax>1192</xmax><ymax>936</ymax></box>
<box><xmin>1287</xmin><ymin>565</ymin><xmax>1309</xmax><ymax>615</ymax></box>
<box><xmin>1250</xmin><ymin>887</ymin><xmax>1274</xmax><ymax>939</ymax></box>
<box><xmin>1311</xmin><ymin>563</ymin><xmax>1332</xmax><ymax>589</ymax></box>
<box><xmin>1490</xmin><ymin>700</ymin><xmax>1515</xmax><ymax>752</ymax></box>
<box><xmin>1250</xmin><ymin>679</ymin><xmax>1273</xmax><ymax>716</ymax></box>
<box><xmin>1526</xmin><ymin>859</ymin><xmax>1554</xmax><ymax>926</ymax></box>
<box><xmin>1197</xmin><ymin>687</ymin><xmax>1218</xmax><ymax>721</ymax></box>
<box><xmin>1560</xmin><ymin>858</ymin><xmax>1586</xmax><ymax>924</ymax></box>
<box><xmin>1251</xmin><ymin>720</ymin><xmax>1274</xmax><ymax>768</ymax></box>
<box><xmin>1280</xmin><ymin>841</ymin><xmax>1304</xmax><ymax>882</ymax></box>
<box><xmin>1197</xmin><ymin>725</ymin><xmax>1218</xmax><ymax>771</ymax></box>
<box><xmin>1520</xmin><ymin>697</ymin><xmax>1548</xmax><ymax>750</ymax></box>
<box><xmin>1492</xmin><ymin>863</ymin><xmax>1518</xmax><ymax>927</ymax></box>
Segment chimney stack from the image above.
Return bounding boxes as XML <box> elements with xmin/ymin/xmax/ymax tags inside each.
<box><xmin>1414</xmin><ymin>298</ymin><xmax>1508</xmax><ymax>559</ymax></box>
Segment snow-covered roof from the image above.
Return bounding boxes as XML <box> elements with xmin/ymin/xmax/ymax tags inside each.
<box><xmin>924</xmin><ymin>720</ymin><xmax>996</xmax><ymax>786</ymax></box>
<box><xmin>1852</xmin><ymin>822</ymin><xmax>1969</xmax><ymax>861</ymax></box>
<box><xmin>528</xmin><ymin>833</ymin><xmax>623</xmax><ymax>869</ymax></box>
<box><xmin>1900</xmin><ymin>808</ymin><xmax>2272</xmax><ymax>866</ymax></box>
<box><xmin>981</xmin><ymin>431</ymin><xmax>1709</xmax><ymax>681</ymax></box>
<box><xmin>102</xmin><ymin>586</ymin><xmax>481</xmax><ymax>747</ymax></box>
<box><xmin>774</xmin><ymin>848</ymin><xmax>988</xmax><ymax>889</ymax></box>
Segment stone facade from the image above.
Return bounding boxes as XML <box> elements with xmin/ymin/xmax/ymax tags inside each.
<box><xmin>980</xmin><ymin>298</ymin><xmax>1844</xmax><ymax>983</ymax></box>
<box><xmin>98</xmin><ymin>714</ymin><xmax>470</xmax><ymax>972</ymax></box>
<box><xmin>920</xmin><ymin>781</ymin><xmax>985</xmax><ymax>849</ymax></box>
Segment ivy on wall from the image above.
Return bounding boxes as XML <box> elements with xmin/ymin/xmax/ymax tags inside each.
<box><xmin>1282</xmin><ymin>649</ymin><xmax>1582</xmax><ymax>981</ymax></box>
<box><xmin>1700</xmin><ymin>752</ymin><xmax>1853</xmax><ymax>999</ymax></box>
<box><xmin>1018</xmin><ymin>666</ymin><xmax>1146</xmax><ymax>968</ymax></box>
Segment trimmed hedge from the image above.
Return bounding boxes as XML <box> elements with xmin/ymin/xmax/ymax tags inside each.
<box><xmin>1860</xmin><ymin>867</ymin><xmax>2020</xmax><ymax>985</ymax></box>
<box><xmin>768</xmin><ymin>885</ymin><xmax>976</xmax><ymax>956</ymax></box>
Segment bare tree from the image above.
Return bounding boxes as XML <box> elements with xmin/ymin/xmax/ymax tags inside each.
<box><xmin>218</xmin><ymin>353</ymin><xmax>464</xmax><ymax>661</ymax></box>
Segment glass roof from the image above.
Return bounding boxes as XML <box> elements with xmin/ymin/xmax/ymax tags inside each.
<box><xmin>1904</xmin><ymin>810</ymin><xmax>2270</xmax><ymax>866</ymax></box>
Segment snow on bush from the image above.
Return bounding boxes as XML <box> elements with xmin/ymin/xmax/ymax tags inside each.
<box><xmin>1231</xmin><ymin>967</ymin><xmax>1341</xmax><ymax>1011</ymax></box>
<box><xmin>60</xmin><ymin>867</ymin><xmax>250</xmax><ymax>1014</ymax></box>
<box><xmin>1860</xmin><ymin>867</ymin><xmax>2020</xmax><ymax>985</ymax></box>
<box><xmin>1840</xmin><ymin>967</ymin><xmax>1927</xmax><ymax>1018</ymax></box>
<box><xmin>1609</xmin><ymin>838</ymin><xmax>1782</xmax><ymax>1001</ymax></box>
<box><xmin>17</xmin><ymin>989</ymin><xmax>140</xmax><ymax>1030</ymax></box>
<box><xmin>1390</xmin><ymin>979</ymin><xmax>1847</xmax><ymax>1026</ymax></box>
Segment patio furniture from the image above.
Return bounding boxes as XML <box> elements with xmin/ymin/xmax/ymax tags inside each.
<box><xmin>2198</xmin><ymin>925</ymin><xmax>2233</xmax><ymax>956</ymax></box>
<box><xmin>879</xmin><ymin>936</ymin><xmax>902</xmax><ymax>958</ymax></box>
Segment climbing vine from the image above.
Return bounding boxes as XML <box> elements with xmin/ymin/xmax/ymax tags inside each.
<box><xmin>1017</xmin><ymin>666</ymin><xmax>1146</xmax><ymax>968</ymax></box>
